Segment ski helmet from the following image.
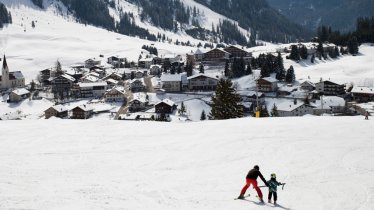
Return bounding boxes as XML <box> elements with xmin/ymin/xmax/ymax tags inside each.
<box><xmin>254</xmin><ymin>165</ymin><xmax>259</xmax><ymax>170</ymax></box>
<box><xmin>271</xmin><ymin>173</ymin><xmax>276</xmax><ymax>178</ymax></box>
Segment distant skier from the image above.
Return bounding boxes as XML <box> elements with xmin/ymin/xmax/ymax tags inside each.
<box><xmin>267</xmin><ymin>173</ymin><xmax>285</xmax><ymax>205</ymax></box>
<box><xmin>365</xmin><ymin>111</ymin><xmax>369</xmax><ymax>120</ymax></box>
<box><xmin>238</xmin><ymin>165</ymin><xmax>268</xmax><ymax>202</ymax></box>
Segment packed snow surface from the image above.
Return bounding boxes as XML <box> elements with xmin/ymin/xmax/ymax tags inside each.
<box><xmin>0</xmin><ymin>117</ymin><xmax>373</xmax><ymax>210</ymax></box>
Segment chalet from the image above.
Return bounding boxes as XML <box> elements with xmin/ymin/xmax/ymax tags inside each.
<box><xmin>135</xmin><ymin>70</ymin><xmax>144</xmax><ymax>79</ymax></box>
<box><xmin>312</xmin><ymin>96</ymin><xmax>346</xmax><ymax>115</ymax></box>
<box><xmin>71</xmin><ymin>105</ymin><xmax>93</xmax><ymax>119</ymax></box>
<box><xmin>351</xmin><ymin>86</ymin><xmax>374</xmax><ymax>102</ymax></box>
<box><xmin>277</xmin><ymin>101</ymin><xmax>313</xmax><ymax>117</ymax></box>
<box><xmin>149</xmin><ymin>65</ymin><xmax>162</xmax><ymax>75</ymax></box>
<box><xmin>241</xmin><ymin>91</ymin><xmax>266</xmax><ymax>105</ymax></box>
<box><xmin>65</xmin><ymin>68</ymin><xmax>84</xmax><ymax>81</ymax></box>
<box><xmin>50</xmin><ymin>74</ymin><xmax>75</xmax><ymax>96</ymax></box>
<box><xmin>155</xmin><ymin>99</ymin><xmax>176</xmax><ymax>114</ymax></box>
<box><xmin>9</xmin><ymin>88</ymin><xmax>30</xmax><ymax>102</ymax></box>
<box><xmin>107</xmin><ymin>56</ymin><xmax>126</xmax><ymax>67</ymax></box>
<box><xmin>188</xmin><ymin>74</ymin><xmax>219</xmax><ymax>91</ymax></box>
<box><xmin>277</xmin><ymin>84</ymin><xmax>298</xmax><ymax>96</ymax></box>
<box><xmin>78</xmin><ymin>82</ymin><xmax>107</xmax><ymax>98</ymax></box>
<box><xmin>163</xmin><ymin>54</ymin><xmax>183</xmax><ymax>66</ymax></box>
<box><xmin>186</xmin><ymin>51</ymin><xmax>196</xmax><ymax>65</ymax></box>
<box><xmin>315</xmin><ymin>80</ymin><xmax>345</xmax><ymax>96</ymax></box>
<box><xmin>240</xmin><ymin>102</ymin><xmax>254</xmax><ymax>113</ymax></box>
<box><xmin>161</xmin><ymin>73</ymin><xmax>187</xmax><ymax>92</ymax></box>
<box><xmin>300</xmin><ymin>81</ymin><xmax>316</xmax><ymax>91</ymax></box>
<box><xmin>130</xmin><ymin>78</ymin><xmax>145</xmax><ymax>92</ymax></box>
<box><xmin>1</xmin><ymin>55</ymin><xmax>26</xmax><ymax>90</ymax></box>
<box><xmin>44</xmin><ymin>105</ymin><xmax>68</xmax><ymax>119</ymax></box>
<box><xmin>105</xmin><ymin>72</ymin><xmax>123</xmax><ymax>81</ymax></box>
<box><xmin>105</xmin><ymin>87</ymin><xmax>126</xmax><ymax>102</ymax></box>
<box><xmin>84</xmin><ymin>58</ymin><xmax>101</xmax><ymax>68</ymax></box>
<box><xmin>129</xmin><ymin>92</ymin><xmax>148</xmax><ymax>112</ymax></box>
<box><xmin>105</xmin><ymin>79</ymin><xmax>119</xmax><ymax>89</ymax></box>
<box><xmin>40</xmin><ymin>69</ymin><xmax>52</xmax><ymax>84</ymax></box>
<box><xmin>203</xmin><ymin>48</ymin><xmax>230</xmax><ymax>62</ymax></box>
<box><xmin>81</xmin><ymin>74</ymin><xmax>99</xmax><ymax>83</ymax></box>
<box><xmin>139</xmin><ymin>57</ymin><xmax>154</xmax><ymax>68</ymax></box>
<box><xmin>256</xmin><ymin>77</ymin><xmax>278</xmax><ymax>92</ymax></box>
<box><xmin>194</xmin><ymin>48</ymin><xmax>205</xmax><ymax>61</ymax></box>
<box><xmin>224</xmin><ymin>45</ymin><xmax>251</xmax><ymax>59</ymax></box>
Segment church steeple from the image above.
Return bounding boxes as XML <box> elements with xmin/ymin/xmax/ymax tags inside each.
<box><xmin>2</xmin><ymin>55</ymin><xmax>8</xmax><ymax>70</ymax></box>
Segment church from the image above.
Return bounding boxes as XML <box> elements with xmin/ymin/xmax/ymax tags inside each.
<box><xmin>0</xmin><ymin>55</ymin><xmax>25</xmax><ymax>90</ymax></box>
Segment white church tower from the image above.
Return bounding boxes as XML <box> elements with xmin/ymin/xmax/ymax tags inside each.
<box><xmin>1</xmin><ymin>55</ymin><xmax>10</xmax><ymax>89</ymax></box>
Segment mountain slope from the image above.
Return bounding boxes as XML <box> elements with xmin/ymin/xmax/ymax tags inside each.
<box><xmin>0</xmin><ymin>117</ymin><xmax>373</xmax><ymax>209</ymax></box>
<box><xmin>193</xmin><ymin>0</ymin><xmax>312</xmax><ymax>42</ymax></box>
<box><xmin>267</xmin><ymin>0</ymin><xmax>374</xmax><ymax>31</ymax></box>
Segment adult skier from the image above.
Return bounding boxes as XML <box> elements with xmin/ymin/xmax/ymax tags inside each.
<box><xmin>238</xmin><ymin>165</ymin><xmax>268</xmax><ymax>202</ymax></box>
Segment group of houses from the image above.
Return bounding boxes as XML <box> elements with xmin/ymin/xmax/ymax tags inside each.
<box><xmin>187</xmin><ymin>45</ymin><xmax>252</xmax><ymax>65</ymax></box>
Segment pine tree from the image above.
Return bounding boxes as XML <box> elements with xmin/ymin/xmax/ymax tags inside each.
<box><xmin>171</xmin><ymin>66</ymin><xmax>176</xmax><ymax>74</ymax></box>
<box><xmin>285</xmin><ymin>65</ymin><xmax>296</xmax><ymax>83</ymax></box>
<box><xmin>177</xmin><ymin>65</ymin><xmax>182</xmax><ymax>74</ymax></box>
<box><xmin>246</xmin><ymin>63</ymin><xmax>252</xmax><ymax>75</ymax></box>
<box><xmin>30</xmin><ymin>80</ymin><xmax>36</xmax><ymax>91</ymax></box>
<box><xmin>179</xmin><ymin>102</ymin><xmax>187</xmax><ymax>115</ymax></box>
<box><xmin>289</xmin><ymin>45</ymin><xmax>300</xmax><ymax>61</ymax></box>
<box><xmin>347</xmin><ymin>36</ymin><xmax>359</xmax><ymax>55</ymax></box>
<box><xmin>224</xmin><ymin>60</ymin><xmax>230</xmax><ymax>77</ymax></box>
<box><xmin>300</xmin><ymin>45</ymin><xmax>308</xmax><ymax>60</ymax></box>
<box><xmin>276</xmin><ymin>68</ymin><xmax>285</xmax><ymax>81</ymax></box>
<box><xmin>200</xmin><ymin>110</ymin><xmax>206</xmax><ymax>121</ymax></box>
<box><xmin>317</xmin><ymin>42</ymin><xmax>324</xmax><ymax>60</ymax></box>
<box><xmin>271</xmin><ymin>103</ymin><xmax>278</xmax><ymax>117</ymax></box>
<box><xmin>199</xmin><ymin>63</ymin><xmax>204</xmax><ymax>74</ymax></box>
<box><xmin>209</xmin><ymin>79</ymin><xmax>243</xmax><ymax>120</ymax></box>
<box><xmin>260</xmin><ymin>63</ymin><xmax>270</xmax><ymax>78</ymax></box>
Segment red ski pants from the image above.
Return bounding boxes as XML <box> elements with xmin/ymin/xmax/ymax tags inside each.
<box><xmin>240</xmin><ymin>179</ymin><xmax>263</xmax><ymax>198</ymax></box>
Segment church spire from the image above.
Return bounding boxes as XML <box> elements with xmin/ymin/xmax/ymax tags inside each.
<box><xmin>2</xmin><ymin>55</ymin><xmax>8</xmax><ymax>70</ymax></box>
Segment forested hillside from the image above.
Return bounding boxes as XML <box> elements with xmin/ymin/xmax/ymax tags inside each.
<box><xmin>0</xmin><ymin>2</ymin><xmax>12</xmax><ymax>28</ymax></box>
<box><xmin>193</xmin><ymin>0</ymin><xmax>311</xmax><ymax>42</ymax></box>
<box><xmin>267</xmin><ymin>0</ymin><xmax>374</xmax><ymax>31</ymax></box>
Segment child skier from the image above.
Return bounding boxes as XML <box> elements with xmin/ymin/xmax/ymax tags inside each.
<box><xmin>267</xmin><ymin>173</ymin><xmax>285</xmax><ymax>205</ymax></box>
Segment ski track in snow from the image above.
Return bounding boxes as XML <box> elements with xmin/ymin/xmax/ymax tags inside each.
<box><xmin>0</xmin><ymin>117</ymin><xmax>373</xmax><ymax>209</ymax></box>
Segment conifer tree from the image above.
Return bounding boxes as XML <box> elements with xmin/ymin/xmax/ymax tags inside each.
<box><xmin>200</xmin><ymin>110</ymin><xmax>206</xmax><ymax>121</ymax></box>
<box><xmin>246</xmin><ymin>63</ymin><xmax>252</xmax><ymax>75</ymax></box>
<box><xmin>300</xmin><ymin>45</ymin><xmax>308</xmax><ymax>59</ymax></box>
<box><xmin>224</xmin><ymin>60</ymin><xmax>230</xmax><ymax>77</ymax></box>
<box><xmin>289</xmin><ymin>45</ymin><xmax>300</xmax><ymax>61</ymax></box>
<box><xmin>317</xmin><ymin>42</ymin><xmax>324</xmax><ymax>60</ymax></box>
<box><xmin>285</xmin><ymin>65</ymin><xmax>296</xmax><ymax>83</ymax></box>
<box><xmin>179</xmin><ymin>102</ymin><xmax>187</xmax><ymax>115</ymax></box>
<box><xmin>271</xmin><ymin>103</ymin><xmax>278</xmax><ymax>117</ymax></box>
<box><xmin>209</xmin><ymin>79</ymin><xmax>243</xmax><ymax>120</ymax></box>
<box><xmin>199</xmin><ymin>63</ymin><xmax>204</xmax><ymax>74</ymax></box>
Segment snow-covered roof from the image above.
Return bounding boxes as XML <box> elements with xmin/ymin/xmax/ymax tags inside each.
<box><xmin>48</xmin><ymin>105</ymin><xmax>68</xmax><ymax>113</ymax></box>
<box><xmin>150</xmin><ymin>64</ymin><xmax>162</xmax><ymax>69</ymax></box>
<box><xmin>320</xmin><ymin>96</ymin><xmax>345</xmax><ymax>107</ymax></box>
<box><xmin>161</xmin><ymin>73</ymin><xmax>183</xmax><ymax>82</ymax></box>
<box><xmin>260</xmin><ymin>77</ymin><xmax>278</xmax><ymax>83</ymax></box>
<box><xmin>60</xmin><ymin>74</ymin><xmax>75</xmax><ymax>82</ymax></box>
<box><xmin>188</xmin><ymin>74</ymin><xmax>219</xmax><ymax>80</ymax></box>
<box><xmin>301</xmin><ymin>80</ymin><xmax>315</xmax><ymax>87</ymax></box>
<box><xmin>11</xmin><ymin>88</ymin><xmax>29</xmax><ymax>96</ymax></box>
<box><xmin>351</xmin><ymin>86</ymin><xmax>374</xmax><ymax>94</ymax></box>
<box><xmin>246</xmin><ymin>91</ymin><xmax>265</xmax><ymax>98</ymax></box>
<box><xmin>83</xmin><ymin>75</ymin><xmax>99</xmax><ymax>83</ymax></box>
<box><xmin>277</xmin><ymin>101</ymin><xmax>305</xmax><ymax>112</ymax></box>
<box><xmin>106</xmin><ymin>78</ymin><xmax>119</xmax><ymax>84</ymax></box>
<box><xmin>139</xmin><ymin>57</ymin><xmax>154</xmax><ymax>62</ymax></box>
<box><xmin>10</xmin><ymin>71</ymin><xmax>25</xmax><ymax>80</ymax></box>
<box><xmin>241</xmin><ymin>102</ymin><xmax>253</xmax><ymax>108</ymax></box>
<box><xmin>74</xmin><ymin>105</ymin><xmax>94</xmax><ymax>112</ymax></box>
<box><xmin>278</xmin><ymin>85</ymin><xmax>297</xmax><ymax>92</ymax></box>
<box><xmin>130</xmin><ymin>78</ymin><xmax>145</xmax><ymax>84</ymax></box>
<box><xmin>78</xmin><ymin>82</ymin><xmax>107</xmax><ymax>88</ymax></box>
<box><xmin>131</xmin><ymin>92</ymin><xmax>147</xmax><ymax>103</ymax></box>
<box><xmin>195</xmin><ymin>48</ymin><xmax>205</xmax><ymax>55</ymax></box>
<box><xmin>156</xmin><ymin>99</ymin><xmax>175</xmax><ymax>107</ymax></box>
<box><xmin>89</xmin><ymin>72</ymin><xmax>100</xmax><ymax>78</ymax></box>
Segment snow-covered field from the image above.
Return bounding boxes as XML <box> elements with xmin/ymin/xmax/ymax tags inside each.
<box><xmin>0</xmin><ymin>117</ymin><xmax>373</xmax><ymax>210</ymax></box>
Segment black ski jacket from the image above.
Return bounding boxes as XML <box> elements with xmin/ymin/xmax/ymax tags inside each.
<box><xmin>246</xmin><ymin>169</ymin><xmax>267</xmax><ymax>184</ymax></box>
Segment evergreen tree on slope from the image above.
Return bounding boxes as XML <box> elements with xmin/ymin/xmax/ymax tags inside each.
<box><xmin>209</xmin><ymin>79</ymin><xmax>243</xmax><ymax>120</ymax></box>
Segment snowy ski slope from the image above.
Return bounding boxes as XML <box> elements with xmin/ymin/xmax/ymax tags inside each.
<box><xmin>0</xmin><ymin>117</ymin><xmax>373</xmax><ymax>210</ymax></box>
